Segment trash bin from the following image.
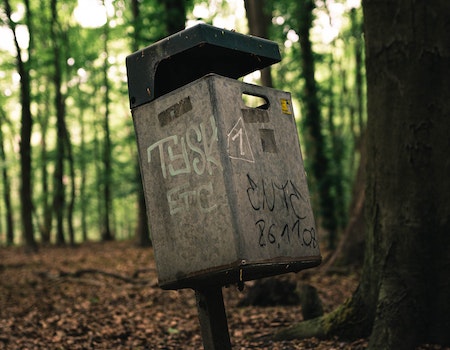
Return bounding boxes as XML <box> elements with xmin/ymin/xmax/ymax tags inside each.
<box><xmin>126</xmin><ymin>24</ymin><xmax>321</xmax><ymax>290</ymax></box>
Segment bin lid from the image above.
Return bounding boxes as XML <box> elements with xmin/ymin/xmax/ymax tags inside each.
<box><xmin>126</xmin><ymin>23</ymin><xmax>281</xmax><ymax>108</ymax></box>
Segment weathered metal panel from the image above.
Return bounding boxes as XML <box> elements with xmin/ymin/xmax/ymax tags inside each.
<box><xmin>132</xmin><ymin>74</ymin><xmax>320</xmax><ymax>289</ymax></box>
<box><xmin>132</xmin><ymin>76</ymin><xmax>238</xmax><ymax>287</ymax></box>
<box><xmin>211</xmin><ymin>76</ymin><xmax>319</xmax><ymax>263</ymax></box>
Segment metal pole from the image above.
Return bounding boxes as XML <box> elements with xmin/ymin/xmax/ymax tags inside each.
<box><xmin>195</xmin><ymin>286</ymin><xmax>232</xmax><ymax>350</ymax></box>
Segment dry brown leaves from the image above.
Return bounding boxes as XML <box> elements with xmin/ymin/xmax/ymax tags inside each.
<box><xmin>0</xmin><ymin>241</ymin><xmax>444</xmax><ymax>349</ymax></box>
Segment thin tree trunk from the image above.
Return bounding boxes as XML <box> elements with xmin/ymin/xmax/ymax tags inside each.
<box><xmin>39</xmin><ymin>131</ymin><xmax>51</xmax><ymax>244</ymax></box>
<box><xmin>65</xmin><ymin>128</ymin><xmax>76</xmax><ymax>246</ymax></box>
<box><xmin>101</xmin><ymin>17</ymin><xmax>113</xmax><ymax>241</ymax></box>
<box><xmin>158</xmin><ymin>0</ymin><xmax>186</xmax><ymax>35</ymax></box>
<box><xmin>79</xmin><ymin>96</ymin><xmax>88</xmax><ymax>242</ymax></box>
<box><xmin>322</xmin><ymin>131</ymin><xmax>366</xmax><ymax>270</ymax></box>
<box><xmin>37</xmin><ymin>90</ymin><xmax>52</xmax><ymax>244</ymax></box>
<box><xmin>4</xmin><ymin>0</ymin><xmax>36</xmax><ymax>251</ymax></box>
<box><xmin>244</xmin><ymin>0</ymin><xmax>273</xmax><ymax>87</ymax></box>
<box><xmin>327</xmin><ymin>54</ymin><xmax>346</xmax><ymax>230</ymax></box>
<box><xmin>350</xmin><ymin>8</ymin><xmax>365</xmax><ymax>137</ymax></box>
<box><xmin>323</xmin><ymin>6</ymin><xmax>366</xmax><ymax>269</ymax></box>
<box><xmin>93</xmin><ymin>108</ymin><xmax>103</xmax><ymax>237</ymax></box>
<box><xmin>50</xmin><ymin>0</ymin><xmax>66</xmax><ymax>245</ymax></box>
<box><xmin>131</xmin><ymin>0</ymin><xmax>151</xmax><ymax>247</ymax></box>
<box><xmin>297</xmin><ymin>0</ymin><xmax>337</xmax><ymax>249</ymax></box>
<box><xmin>0</xmin><ymin>111</ymin><xmax>14</xmax><ymax>246</ymax></box>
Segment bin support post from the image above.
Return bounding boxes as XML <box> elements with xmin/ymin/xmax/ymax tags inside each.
<box><xmin>195</xmin><ymin>286</ymin><xmax>232</xmax><ymax>350</ymax></box>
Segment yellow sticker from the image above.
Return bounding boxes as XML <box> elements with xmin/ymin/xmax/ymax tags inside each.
<box><xmin>280</xmin><ymin>98</ymin><xmax>292</xmax><ymax>115</ymax></box>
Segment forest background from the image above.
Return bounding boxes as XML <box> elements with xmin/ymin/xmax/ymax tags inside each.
<box><xmin>0</xmin><ymin>0</ymin><xmax>364</xmax><ymax>251</ymax></box>
<box><xmin>2</xmin><ymin>1</ymin><xmax>450</xmax><ymax>349</ymax></box>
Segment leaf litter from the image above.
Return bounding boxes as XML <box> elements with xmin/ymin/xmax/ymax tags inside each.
<box><xmin>0</xmin><ymin>241</ymin><xmax>446</xmax><ymax>349</ymax></box>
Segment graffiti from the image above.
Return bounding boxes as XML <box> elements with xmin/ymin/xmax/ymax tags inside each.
<box><xmin>246</xmin><ymin>174</ymin><xmax>308</xmax><ymax>219</ymax></box>
<box><xmin>255</xmin><ymin>219</ymin><xmax>317</xmax><ymax>249</ymax></box>
<box><xmin>146</xmin><ymin>115</ymin><xmax>222</xmax><ymax>216</ymax></box>
<box><xmin>246</xmin><ymin>173</ymin><xmax>315</xmax><ymax>249</ymax></box>
<box><xmin>227</xmin><ymin>117</ymin><xmax>255</xmax><ymax>163</ymax></box>
<box><xmin>147</xmin><ymin>115</ymin><xmax>222</xmax><ymax>179</ymax></box>
<box><xmin>167</xmin><ymin>181</ymin><xmax>217</xmax><ymax>215</ymax></box>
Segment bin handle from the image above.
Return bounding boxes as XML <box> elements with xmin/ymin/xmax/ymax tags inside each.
<box><xmin>241</xmin><ymin>91</ymin><xmax>270</xmax><ymax>110</ymax></box>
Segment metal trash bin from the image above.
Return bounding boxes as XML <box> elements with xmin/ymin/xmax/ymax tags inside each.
<box><xmin>127</xmin><ymin>24</ymin><xmax>321</xmax><ymax>290</ymax></box>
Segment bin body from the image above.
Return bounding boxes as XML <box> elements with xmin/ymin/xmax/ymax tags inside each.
<box><xmin>132</xmin><ymin>74</ymin><xmax>320</xmax><ymax>289</ymax></box>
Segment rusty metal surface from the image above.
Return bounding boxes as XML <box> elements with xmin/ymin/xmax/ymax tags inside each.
<box><xmin>132</xmin><ymin>74</ymin><xmax>320</xmax><ymax>290</ymax></box>
<box><xmin>126</xmin><ymin>23</ymin><xmax>280</xmax><ymax>108</ymax></box>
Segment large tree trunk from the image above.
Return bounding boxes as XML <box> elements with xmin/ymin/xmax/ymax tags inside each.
<box><xmin>275</xmin><ymin>1</ymin><xmax>450</xmax><ymax>348</ymax></box>
<box><xmin>363</xmin><ymin>0</ymin><xmax>450</xmax><ymax>347</ymax></box>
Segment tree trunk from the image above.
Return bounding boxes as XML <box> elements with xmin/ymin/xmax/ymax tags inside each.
<box><xmin>135</xmin><ymin>165</ymin><xmax>152</xmax><ymax>247</ymax></box>
<box><xmin>50</xmin><ymin>0</ymin><xmax>66</xmax><ymax>246</ymax></box>
<box><xmin>327</xmin><ymin>54</ymin><xmax>346</xmax><ymax>231</ymax></box>
<box><xmin>158</xmin><ymin>0</ymin><xmax>187</xmax><ymax>35</ymax></box>
<box><xmin>37</xmin><ymin>96</ymin><xmax>52</xmax><ymax>244</ymax></box>
<box><xmin>363</xmin><ymin>0</ymin><xmax>450</xmax><ymax>347</ymax></box>
<box><xmin>244</xmin><ymin>0</ymin><xmax>273</xmax><ymax>87</ymax></box>
<box><xmin>322</xmin><ymin>131</ymin><xmax>366</xmax><ymax>270</ymax></box>
<box><xmin>324</xmin><ymin>6</ymin><xmax>366</xmax><ymax>269</ymax></box>
<box><xmin>79</xmin><ymin>99</ymin><xmax>88</xmax><ymax>242</ymax></box>
<box><xmin>350</xmin><ymin>8</ymin><xmax>365</xmax><ymax>137</ymax></box>
<box><xmin>130</xmin><ymin>0</ymin><xmax>188</xmax><ymax>246</ymax></box>
<box><xmin>131</xmin><ymin>0</ymin><xmax>151</xmax><ymax>247</ymax></box>
<box><xmin>297</xmin><ymin>0</ymin><xmax>337</xmax><ymax>249</ymax></box>
<box><xmin>65</xmin><ymin>127</ymin><xmax>76</xmax><ymax>246</ymax></box>
<box><xmin>0</xmin><ymin>111</ymin><xmax>14</xmax><ymax>246</ymax></box>
<box><xmin>275</xmin><ymin>1</ymin><xmax>450</xmax><ymax>348</ymax></box>
<box><xmin>101</xmin><ymin>16</ymin><xmax>113</xmax><ymax>241</ymax></box>
<box><xmin>4</xmin><ymin>0</ymin><xmax>37</xmax><ymax>251</ymax></box>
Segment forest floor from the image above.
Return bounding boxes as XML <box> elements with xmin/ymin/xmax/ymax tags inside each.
<box><xmin>0</xmin><ymin>241</ymin><xmax>447</xmax><ymax>350</ymax></box>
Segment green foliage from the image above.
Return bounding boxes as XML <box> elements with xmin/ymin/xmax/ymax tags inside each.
<box><xmin>268</xmin><ymin>0</ymin><xmax>366</xmax><ymax>242</ymax></box>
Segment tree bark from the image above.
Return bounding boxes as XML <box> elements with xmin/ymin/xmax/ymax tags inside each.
<box><xmin>130</xmin><ymin>0</ymin><xmax>188</xmax><ymax>246</ymax></box>
<box><xmin>322</xmin><ymin>132</ymin><xmax>366</xmax><ymax>270</ymax></box>
<box><xmin>50</xmin><ymin>0</ymin><xmax>66</xmax><ymax>246</ymax></box>
<box><xmin>65</xmin><ymin>127</ymin><xmax>76</xmax><ymax>246</ymax></box>
<box><xmin>297</xmin><ymin>0</ymin><xmax>337</xmax><ymax>249</ymax></box>
<box><xmin>101</xmin><ymin>15</ymin><xmax>113</xmax><ymax>242</ymax></box>
<box><xmin>324</xmin><ymin>6</ymin><xmax>366</xmax><ymax>269</ymax></box>
<box><xmin>244</xmin><ymin>0</ymin><xmax>273</xmax><ymax>87</ymax></box>
<box><xmin>275</xmin><ymin>1</ymin><xmax>450</xmax><ymax>348</ymax></box>
<box><xmin>37</xmin><ymin>96</ymin><xmax>52</xmax><ymax>245</ymax></box>
<box><xmin>0</xmin><ymin>110</ymin><xmax>14</xmax><ymax>246</ymax></box>
<box><xmin>158</xmin><ymin>0</ymin><xmax>187</xmax><ymax>35</ymax></box>
<box><xmin>4</xmin><ymin>0</ymin><xmax>37</xmax><ymax>251</ymax></box>
<box><xmin>78</xmin><ymin>85</ymin><xmax>88</xmax><ymax>242</ymax></box>
<box><xmin>131</xmin><ymin>0</ymin><xmax>151</xmax><ymax>247</ymax></box>
<box><xmin>363</xmin><ymin>0</ymin><xmax>450</xmax><ymax>347</ymax></box>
